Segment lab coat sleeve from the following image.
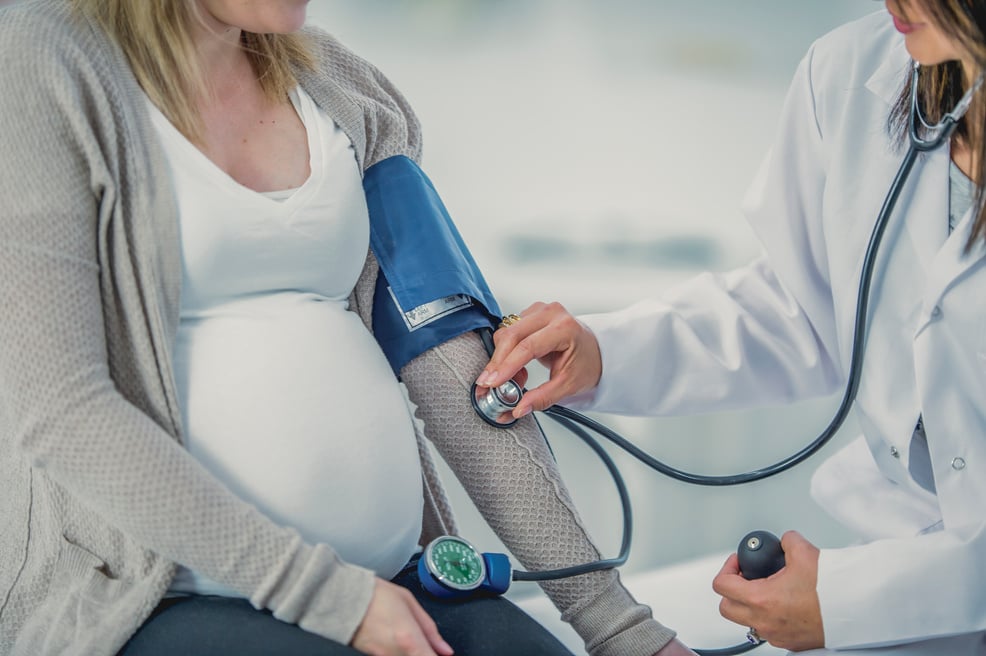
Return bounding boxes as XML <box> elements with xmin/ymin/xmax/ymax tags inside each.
<box><xmin>817</xmin><ymin>524</ymin><xmax>986</xmax><ymax>649</ymax></box>
<box><xmin>574</xmin><ymin>256</ymin><xmax>841</xmax><ymax>416</ymax></box>
<box><xmin>571</xmin><ymin>45</ymin><xmax>841</xmax><ymax>417</ymax></box>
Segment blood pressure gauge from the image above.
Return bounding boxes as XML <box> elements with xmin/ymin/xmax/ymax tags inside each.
<box><xmin>418</xmin><ymin>536</ymin><xmax>512</xmax><ymax>599</ymax></box>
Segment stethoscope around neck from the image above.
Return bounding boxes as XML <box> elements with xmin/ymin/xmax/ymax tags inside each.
<box><xmin>452</xmin><ymin>62</ymin><xmax>984</xmax><ymax>655</ymax></box>
<box><xmin>909</xmin><ymin>60</ymin><xmax>983</xmax><ymax>151</ymax></box>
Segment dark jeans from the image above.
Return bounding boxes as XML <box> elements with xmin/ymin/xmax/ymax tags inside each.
<box><xmin>118</xmin><ymin>560</ymin><xmax>574</xmax><ymax>656</ymax></box>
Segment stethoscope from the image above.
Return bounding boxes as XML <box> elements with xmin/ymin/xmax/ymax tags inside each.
<box><xmin>420</xmin><ymin>62</ymin><xmax>983</xmax><ymax>656</ymax></box>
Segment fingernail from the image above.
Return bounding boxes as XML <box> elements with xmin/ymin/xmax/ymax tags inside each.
<box><xmin>476</xmin><ymin>371</ymin><xmax>490</xmax><ymax>386</ymax></box>
<box><xmin>515</xmin><ymin>405</ymin><xmax>532</xmax><ymax>418</ymax></box>
<box><xmin>441</xmin><ymin>639</ymin><xmax>455</xmax><ymax>654</ymax></box>
<box><xmin>483</xmin><ymin>371</ymin><xmax>499</xmax><ymax>386</ymax></box>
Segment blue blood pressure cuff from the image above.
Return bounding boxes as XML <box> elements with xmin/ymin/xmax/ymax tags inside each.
<box><xmin>365</xmin><ymin>155</ymin><xmax>502</xmax><ymax>375</ymax></box>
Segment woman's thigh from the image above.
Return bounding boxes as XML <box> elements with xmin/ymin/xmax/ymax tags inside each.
<box><xmin>393</xmin><ymin>562</ymin><xmax>574</xmax><ymax>656</ymax></box>
<box><xmin>121</xmin><ymin>565</ymin><xmax>572</xmax><ymax>656</ymax></box>
<box><xmin>117</xmin><ymin>595</ymin><xmax>360</xmax><ymax>656</ymax></box>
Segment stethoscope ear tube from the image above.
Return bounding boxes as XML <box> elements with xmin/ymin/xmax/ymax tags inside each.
<box><xmin>908</xmin><ymin>61</ymin><xmax>980</xmax><ymax>152</ymax></box>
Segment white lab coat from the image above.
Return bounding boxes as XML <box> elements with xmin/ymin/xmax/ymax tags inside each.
<box><xmin>572</xmin><ymin>12</ymin><xmax>986</xmax><ymax>652</ymax></box>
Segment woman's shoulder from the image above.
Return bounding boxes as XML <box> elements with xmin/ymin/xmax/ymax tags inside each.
<box><xmin>0</xmin><ymin>0</ymin><xmax>122</xmax><ymax>96</ymax></box>
<box><xmin>298</xmin><ymin>26</ymin><xmax>423</xmax><ymax>168</ymax></box>
<box><xmin>1</xmin><ymin>0</ymin><xmax>99</xmax><ymax>60</ymax></box>
<box><xmin>299</xmin><ymin>27</ymin><xmax>397</xmax><ymax>106</ymax></box>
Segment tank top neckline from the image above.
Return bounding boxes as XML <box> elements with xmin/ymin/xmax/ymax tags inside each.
<box><xmin>145</xmin><ymin>87</ymin><xmax>323</xmax><ymax>212</ymax></box>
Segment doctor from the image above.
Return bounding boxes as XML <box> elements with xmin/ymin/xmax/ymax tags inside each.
<box><xmin>479</xmin><ymin>1</ymin><xmax>986</xmax><ymax>654</ymax></box>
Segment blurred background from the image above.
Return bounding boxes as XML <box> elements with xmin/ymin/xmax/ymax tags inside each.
<box><xmin>0</xmin><ymin>0</ymin><xmax>889</xmax><ymax>651</ymax></box>
<box><xmin>308</xmin><ymin>0</ymin><xmax>880</xmax><ymax>603</ymax></box>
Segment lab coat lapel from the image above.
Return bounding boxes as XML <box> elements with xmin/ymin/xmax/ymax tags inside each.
<box><xmin>863</xmin><ymin>45</ymin><xmax>951</xmax><ymax>274</ymax></box>
<box><xmin>864</xmin><ymin>40</ymin><xmax>908</xmax><ymax>108</ymax></box>
<box><xmin>901</xmin><ymin>148</ymin><xmax>950</xmax><ymax>275</ymax></box>
<box><xmin>862</xmin><ymin>43</ymin><xmax>986</xmax><ymax>290</ymax></box>
<box><xmin>924</xmin><ymin>205</ymin><xmax>986</xmax><ymax>306</ymax></box>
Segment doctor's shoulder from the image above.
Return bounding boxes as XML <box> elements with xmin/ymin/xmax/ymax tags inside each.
<box><xmin>805</xmin><ymin>9</ymin><xmax>905</xmax><ymax>82</ymax></box>
<box><xmin>0</xmin><ymin>1</ymin><xmax>105</xmax><ymax>87</ymax></box>
<box><xmin>298</xmin><ymin>24</ymin><xmax>423</xmax><ymax>167</ymax></box>
<box><xmin>788</xmin><ymin>10</ymin><xmax>910</xmax><ymax>143</ymax></box>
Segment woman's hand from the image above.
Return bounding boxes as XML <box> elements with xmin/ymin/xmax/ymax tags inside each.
<box><xmin>476</xmin><ymin>302</ymin><xmax>603</xmax><ymax>418</ymax></box>
<box><xmin>653</xmin><ymin>638</ymin><xmax>699</xmax><ymax>655</ymax></box>
<box><xmin>712</xmin><ymin>531</ymin><xmax>824</xmax><ymax>652</ymax></box>
<box><xmin>350</xmin><ymin>578</ymin><xmax>454</xmax><ymax>656</ymax></box>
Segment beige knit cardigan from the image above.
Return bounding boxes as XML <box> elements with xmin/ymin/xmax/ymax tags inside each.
<box><xmin>0</xmin><ymin>1</ymin><xmax>675</xmax><ymax>654</ymax></box>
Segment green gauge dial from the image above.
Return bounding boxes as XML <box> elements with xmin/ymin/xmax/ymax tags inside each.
<box><xmin>424</xmin><ymin>536</ymin><xmax>487</xmax><ymax>591</ymax></box>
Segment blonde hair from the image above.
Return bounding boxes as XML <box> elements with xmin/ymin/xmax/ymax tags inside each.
<box><xmin>72</xmin><ymin>0</ymin><xmax>315</xmax><ymax>144</ymax></box>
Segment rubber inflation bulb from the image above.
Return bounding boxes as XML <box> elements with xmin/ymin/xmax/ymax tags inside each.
<box><xmin>737</xmin><ymin>530</ymin><xmax>785</xmax><ymax>580</ymax></box>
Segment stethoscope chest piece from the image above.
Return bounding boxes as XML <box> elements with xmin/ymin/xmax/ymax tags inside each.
<box><xmin>471</xmin><ymin>379</ymin><xmax>523</xmax><ymax>427</ymax></box>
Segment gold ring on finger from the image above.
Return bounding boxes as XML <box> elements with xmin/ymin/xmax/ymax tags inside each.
<box><xmin>499</xmin><ymin>313</ymin><xmax>522</xmax><ymax>328</ymax></box>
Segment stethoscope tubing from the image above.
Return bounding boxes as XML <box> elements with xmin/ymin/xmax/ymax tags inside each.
<box><xmin>492</xmin><ymin>62</ymin><xmax>972</xmax><ymax>656</ymax></box>
<box><xmin>497</xmin><ymin>100</ymin><xmax>926</xmax><ymax>569</ymax></box>
<box><xmin>536</xmin><ymin>141</ymin><xmax>920</xmax><ymax>488</ymax></box>
<box><xmin>525</xmin><ymin>62</ymin><xmax>970</xmax><ymax>488</ymax></box>
<box><xmin>510</xmin><ymin>413</ymin><xmax>632</xmax><ymax>581</ymax></box>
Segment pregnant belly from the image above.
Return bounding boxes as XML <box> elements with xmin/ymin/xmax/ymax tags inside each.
<box><xmin>174</xmin><ymin>293</ymin><xmax>423</xmax><ymax>578</ymax></box>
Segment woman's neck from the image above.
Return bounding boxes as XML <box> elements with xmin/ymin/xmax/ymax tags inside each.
<box><xmin>188</xmin><ymin>6</ymin><xmax>254</xmax><ymax>98</ymax></box>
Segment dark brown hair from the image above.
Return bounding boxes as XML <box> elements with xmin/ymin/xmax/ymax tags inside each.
<box><xmin>890</xmin><ymin>0</ymin><xmax>986</xmax><ymax>248</ymax></box>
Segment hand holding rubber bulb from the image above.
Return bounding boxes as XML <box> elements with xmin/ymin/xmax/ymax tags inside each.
<box><xmin>715</xmin><ymin>532</ymin><xmax>823</xmax><ymax>653</ymax></box>
<box><xmin>732</xmin><ymin>531</ymin><xmax>785</xmax><ymax>648</ymax></box>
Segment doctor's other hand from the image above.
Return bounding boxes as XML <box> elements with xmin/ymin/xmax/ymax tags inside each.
<box><xmin>350</xmin><ymin>578</ymin><xmax>454</xmax><ymax>656</ymax></box>
<box><xmin>476</xmin><ymin>302</ymin><xmax>602</xmax><ymax>418</ymax></box>
<box><xmin>712</xmin><ymin>531</ymin><xmax>823</xmax><ymax>652</ymax></box>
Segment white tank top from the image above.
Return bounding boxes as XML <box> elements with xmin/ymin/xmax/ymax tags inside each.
<box><xmin>147</xmin><ymin>87</ymin><xmax>424</xmax><ymax>596</ymax></box>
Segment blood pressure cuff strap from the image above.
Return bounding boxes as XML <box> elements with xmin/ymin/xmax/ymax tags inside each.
<box><xmin>365</xmin><ymin>155</ymin><xmax>502</xmax><ymax>375</ymax></box>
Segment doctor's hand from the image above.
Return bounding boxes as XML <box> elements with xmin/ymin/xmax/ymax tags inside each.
<box><xmin>712</xmin><ymin>531</ymin><xmax>823</xmax><ymax>652</ymax></box>
<box><xmin>350</xmin><ymin>578</ymin><xmax>454</xmax><ymax>656</ymax></box>
<box><xmin>476</xmin><ymin>302</ymin><xmax>602</xmax><ymax>418</ymax></box>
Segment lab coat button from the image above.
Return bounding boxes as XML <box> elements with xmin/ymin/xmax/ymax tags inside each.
<box><xmin>890</xmin><ymin>446</ymin><xmax>900</xmax><ymax>458</ymax></box>
<box><xmin>951</xmin><ymin>457</ymin><xmax>966</xmax><ymax>470</ymax></box>
<box><xmin>931</xmin><ymin>306</ymin><xmax>942</xmax><ymax>319</ymax></box>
